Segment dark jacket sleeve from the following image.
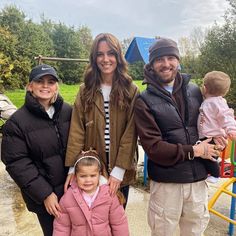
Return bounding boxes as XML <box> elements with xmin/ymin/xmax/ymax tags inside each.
<box><xmin>134</xmin><ymin>97</ymin><xmax>193</xmax><ymax>166</ymax></box>
<box><xmin>1</xmin><ymin>119</ymin><xmax>53</xmax><ymax>204</ymax></box>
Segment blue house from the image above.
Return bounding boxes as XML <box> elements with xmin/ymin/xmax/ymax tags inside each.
<box><xmin>125</xmin><ymin>37</ymin><xmax>157</xmax><ymax>64</ymax></box>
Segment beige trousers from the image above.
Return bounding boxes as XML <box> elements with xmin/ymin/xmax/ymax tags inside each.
<box><xmin>148</xmin><ymin>180</ymin><xmax>210</xmax><ymax>236</ymax></box>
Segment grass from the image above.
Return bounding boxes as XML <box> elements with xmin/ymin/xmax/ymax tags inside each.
<box><xmin>5</xmin><ymin>81</ymin><xmax>146</xmax><ymax>108</ymax></box>
<box><xmin>5</xmin><ymin>89</ymin><xmax>26</xmax><ymax>108</ymax></box>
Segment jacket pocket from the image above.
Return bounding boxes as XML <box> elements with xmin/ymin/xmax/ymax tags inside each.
<box><xmin>148</xmin><ymin>200</ymin><xmax>164</xmax><ymax>231</ymax></box>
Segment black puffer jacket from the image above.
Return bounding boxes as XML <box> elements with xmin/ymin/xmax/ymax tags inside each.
<box><xmin>1</xmin><ymin>92</ymin><xmax>72</xmax><ymax>213</ymax></box>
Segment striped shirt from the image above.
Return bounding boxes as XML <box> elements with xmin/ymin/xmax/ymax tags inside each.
<box><xmin>101</xmin><ymin>85</ymin><xmax>111</xmax><ymax>152</ymax></box>
<box><xmin>100</xmin><ymin>84</ymin><xmax>125</xmax><ymax>182</ymax></box>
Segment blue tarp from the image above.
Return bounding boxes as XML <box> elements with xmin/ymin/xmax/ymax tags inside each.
<box><xmin>125</xmin><ymin>37</ymin><xmax>157</xmax><ymax>64</ymax></box>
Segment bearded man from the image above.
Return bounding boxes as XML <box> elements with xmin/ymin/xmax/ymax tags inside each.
<box><xmin>134</xmin><ymin>38</ymin><xmax>223</xmax><ymax>236</ymax></box>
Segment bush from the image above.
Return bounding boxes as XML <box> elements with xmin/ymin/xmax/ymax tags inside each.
<box><xmin>128</xmin><ymin>61</ymin><xmax>145</xmax><ymax>80</ymax></box>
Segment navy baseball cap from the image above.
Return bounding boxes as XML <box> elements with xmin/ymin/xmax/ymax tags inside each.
<box><xmin>29</xmin><ymin>64</ymin><xmax>59</xmax><ymax>82</ymax></box>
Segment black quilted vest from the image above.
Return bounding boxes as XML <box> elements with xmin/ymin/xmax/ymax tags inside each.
<box><xmin>140</xmin><ymin>76</ymin><xmax>208</xmax><ymax>183</ymax></box>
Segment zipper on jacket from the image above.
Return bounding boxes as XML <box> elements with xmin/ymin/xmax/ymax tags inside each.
<box><xmin>164</xmin><ymin>93</ymin><xmax>197</xmax><ymax>180</ymax></box>
<box><xmin>147</xmin><ymin>84</ymin><xmax>199</xmax><ymax>181</ymax></box>
<box><xmin>171</xmin><ymin>102</ymin><xmax>191</xmax><ymax>145</ymax></box>
<box><xmin>53</xmin><ymin>120</ymin><xmax>64</xmax><ymax>157</ymax></box>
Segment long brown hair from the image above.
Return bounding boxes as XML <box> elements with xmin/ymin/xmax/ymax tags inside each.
<box><xmin>83</xmin><ymin>33</ymin><xmax>132</xmax><ymax>112</ymax></box>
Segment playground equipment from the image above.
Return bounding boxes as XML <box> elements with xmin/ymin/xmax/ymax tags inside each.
<box><xmin>34</xmin><ymin>55</ymin><xmax>89</xmax><ymax>64</ymax></box>
<box><xmin>208</xmin><ymin>139</ymin><xmax>236</xmax><ymax>236</ymax></box>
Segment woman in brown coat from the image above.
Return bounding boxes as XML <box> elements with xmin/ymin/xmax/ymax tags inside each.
<box><xmin>64</xmin><ymin>33</ymin><xmax>139</xmax><ymax>207</ymax></box>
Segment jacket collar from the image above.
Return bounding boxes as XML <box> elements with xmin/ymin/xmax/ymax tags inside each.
<box><xmin>70</xmin><ymin>177</ymin><xmax>109</xmax><ymax>207</ymax></box>
<box><xmin>70</xmin><ymin>181</ymin><xmax>110</xmax><ymax>230</ymax></box>
<box><xmin>143</xmin><ymin>64</ymin><xmax>191</xmax><ymax>125</ymax></box>
<box><xmin>25</xmin><ymin>91</ymin><xmax>63</xmax><ymax>120</ymax></box>
<box><xmin>71</xmin><ymin>185</ymin><xmax>93</xmax><ymax>230</ymax></box>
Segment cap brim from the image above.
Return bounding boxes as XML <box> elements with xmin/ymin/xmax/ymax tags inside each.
<box><xmin>31</xmin><ymin>73</ymin><xmax>59</xmax><ymax>82</ymax></box>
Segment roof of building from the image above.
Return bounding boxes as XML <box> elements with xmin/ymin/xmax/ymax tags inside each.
<box><xmin>125</xmin><ymin>37</ymin><xmax>157</xmax><ymax>64</ymax></box>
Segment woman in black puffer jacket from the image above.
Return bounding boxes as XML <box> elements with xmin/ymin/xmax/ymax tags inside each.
<box><xmin>1</xmin><ymin>64</ymin><xmax>72</xmax><ymax>236</ymax></box>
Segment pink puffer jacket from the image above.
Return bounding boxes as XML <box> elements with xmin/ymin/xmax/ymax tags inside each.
<box><xmin>53</xmin><ymin>182</ymin><xmax>129</xmax><ymax>236</ymax></box>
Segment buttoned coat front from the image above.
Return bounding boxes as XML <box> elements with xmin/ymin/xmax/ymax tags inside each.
<box><xmin>53</xmin><ymin>182</ymin><xmax>129</xmax><ymax>236</ymax></box>
<box><xmin>65</xmin><ymin>83</ymin><xmax>139</xmax><ymax>186</ymax></box>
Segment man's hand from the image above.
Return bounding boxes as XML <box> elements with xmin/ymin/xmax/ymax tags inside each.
<box><xmin>193</xmin><ymin>138</ymin><xmax>222</xmax><ymax>161</ymax></box>
<box><xmin>44</xmin><ymin>192</ymin><xmax>61</xmax><ymax>218</ymax></box>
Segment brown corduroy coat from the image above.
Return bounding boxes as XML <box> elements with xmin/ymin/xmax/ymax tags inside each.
<box><xmin>65</xmin><ymin>83</ymin><xmax>139</xmax><ymax>186</ymax></box>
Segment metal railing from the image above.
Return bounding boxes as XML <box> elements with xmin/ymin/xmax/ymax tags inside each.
<box><xmin>34</xmin><ymin>55</ymin><xmax>89</xmax><ymax>64</ymax></box>
<box><xmin>208</xmin><ymin>140</ymin><xmax>236</xmax><ymax>236</ymax></box>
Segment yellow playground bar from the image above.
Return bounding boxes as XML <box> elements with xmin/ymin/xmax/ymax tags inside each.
<box><xmin>208</xmin><ymin>139</ymin><xmax>236</xmax><ymax>236</ymax></box>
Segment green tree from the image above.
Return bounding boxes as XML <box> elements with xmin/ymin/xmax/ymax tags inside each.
<box><xmin>198</xmin><ymin>2</ymin><xmax>236</xmax><ymax>108</ymax></box>
<box><xmin>178</xmin><ymin>36</ymin><xmax>200</xmax><ymax>81</ymax></box>
<box><xmin>228</xmin><ymin>0</ymin><xmax>236</xmax><ymax>16</ymax></box>
<box><xmin>178</xmin><ymin>28</ymin><xmax>208</xmax><ymax>84</ymax></box>
<box><xmin>50</xmin><ymin>23</ymin><xmax>91</xmax><ymax>84</ymax></box>
<box><xmin>128</xmin><ymin>61</ymin><xmax>145</xmax><ymax>81</ymax></box>
<box><xmin>0</xmin><ymin>52</ymin><xmax>14</xmax><ymax>91</ymax></box>
<box><xmin>0</xmin><ymin>6</ymin><xmax>53</xmax><ymax>89</ymax></box>
<box><xmin>0</xmin><ymin>26</ymin><xmax>29</xmax><ymax>89</ymax></box>
<box><xmin>18</xmin><ymin>21</ymin><xmax>54</xmax><ymax>62</ymax></box>
<box><xmin>77</xmin><ymin>26</ymin><xmax>93</xmax><ymax>58</ymax></box>
<box><xmin>0</xmin><ymin>5</ymin><xmax>93</xmax><ymax>87</ymax></box>
<box><xmin>0</xmin><ymin>5</ymin><xmax>25</xmax><ymax>35</ymax></box>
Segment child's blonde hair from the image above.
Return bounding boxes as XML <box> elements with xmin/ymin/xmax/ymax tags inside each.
<box><xmin>74</xmin><ymin>150</ymin><xmax>126</xmax><ymax>205</ymax></box>
<box><xmin>203</xmin><ymin>71</ymin><xmax>231</xmax><ymax>97</ymax></box>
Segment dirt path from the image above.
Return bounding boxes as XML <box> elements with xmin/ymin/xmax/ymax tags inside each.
<box><xmin>0</xmin><ymin>159</ymin><xmax>233</xmax><ymax>236</ymax></box>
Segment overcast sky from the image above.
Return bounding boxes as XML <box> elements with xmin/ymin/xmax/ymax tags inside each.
<box><xmin>0</xmin><ymin>0</ymin><xmax>230</xmax><ymax>41</ymax></box>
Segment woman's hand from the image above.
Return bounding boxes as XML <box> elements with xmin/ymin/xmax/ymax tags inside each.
<box><xmin>44</xmin><ymin>192</ymin><xmax>61</xmax><ymax>218</ymax></box>
<box><xmin>64</xmin><ymin>173</ymin><xmax>74</xmax><ymax>193</ymax></box>
<box><xmin>193</xmin><ymin>138</ymin><xmax>222</xmax><ymax>161</ymax></box>
<box><xmin>108</xmin><ymin>176</ymin><xmax>121</xmax><ymax>196</ymax></box>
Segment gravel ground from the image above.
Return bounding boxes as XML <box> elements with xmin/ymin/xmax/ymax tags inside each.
<box><xmin>134</xmin><ymin>173</ymin><xmax>233</xmax><ymax>236</ymax></box>
<box><xmin>1</xmin><ymin>158</ymin><xmax>234</xmax><ymax>236</ymax></box>
<box><xmin>204</xmin><ymin>180</ymin><xmax>232</xmax><ymax>236</ymax></box>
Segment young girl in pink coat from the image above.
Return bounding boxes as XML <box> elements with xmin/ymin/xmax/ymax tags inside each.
<box><xmin>53</xmin><ymin>150</ymin><xmax>129</xmax><ymax>236</ymax></box>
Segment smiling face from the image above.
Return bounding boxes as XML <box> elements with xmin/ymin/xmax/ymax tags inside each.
<box><xmin>96</xmin><ymin>40</ymin><xmax>117</xmax><ymax>82</ymax></box>
<box><xmin>76</xmin><ymin>165</ymin><xmax>100</xmax><ymax>194</ymax></box>
<box><xmin>152</xmin><ymin>56</ymin><xmax>179</xmax><ymax>85</ymax></box>
<box><xmin>28</xmin><ymin>75</ymin><xmax>58</xmax><ymax>108</ymax></box>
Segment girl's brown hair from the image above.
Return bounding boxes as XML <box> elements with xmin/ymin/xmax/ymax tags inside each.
<box><xmin>82</xmin><ymin>33</ymin><xmax>132</xmax><ymax>112</ymax></box>
<box><xmin>74</xmin><ymin>150</ymin><xmax>108</xmax><ymax>178</ymax></box>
